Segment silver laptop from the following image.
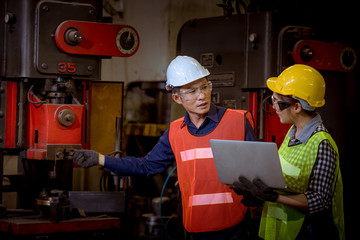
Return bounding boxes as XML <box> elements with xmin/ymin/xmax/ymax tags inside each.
<box><xmin>210</xmin><ymin>139</ymin><xmax>298</xmax><ymax>193</ymax></box>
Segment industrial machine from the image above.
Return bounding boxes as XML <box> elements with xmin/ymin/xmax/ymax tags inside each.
<box><xmin>0</xmin><ymin>0</ymin><xmax>358</xmax><ymax>239</ymax></box>
<box><xmin>0</xmin><ymin>0</ymin><xmax>139</xmax><ymax>238</ymax></box>
<box><xmin>177</xmin><ymin>12</ymin><xmax>357</xmax><ymax>146</ymax></box>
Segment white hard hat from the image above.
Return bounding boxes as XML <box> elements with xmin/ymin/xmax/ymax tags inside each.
<box><xmin>165</xmin><ymin>56</ymin><xmax>210</xmax><ymax>91</ymax></box>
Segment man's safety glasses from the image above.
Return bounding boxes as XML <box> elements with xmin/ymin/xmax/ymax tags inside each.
<box><xmin>179</xmin><ymin>82</ymin><xmax>212</xmax><ymax>101</ymax></box>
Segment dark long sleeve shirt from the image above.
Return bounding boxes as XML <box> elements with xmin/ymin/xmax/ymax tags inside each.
<box><xmin>104</xmin><ymin>103</ymin><xmax>256</xmax><ymax>177</ymax></box>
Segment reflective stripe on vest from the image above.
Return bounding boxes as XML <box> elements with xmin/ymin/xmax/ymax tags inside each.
<box><xmin>180</xmin><ymin>148</ymin><xmax>213</xmax><ymax>162</ymax></box>
<box><xmin>189</xmin><ymin>192</ymin><xmax>234</xmax><ymax>206</ymax></box>
<box><xmin>169</xmin><ymin>109</ymin><xmax>251</xmax><ymax>233</ymax></box>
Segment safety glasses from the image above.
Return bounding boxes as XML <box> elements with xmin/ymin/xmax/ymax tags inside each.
<box><xmin>271</xmin><ymin>95</ymin><xmax>292</xmax><ymax>111</ymax></box>
<box><xmin>179</xmin><ymin>81</ymin><xmax>212</xmax><ymax>101</ymax></box>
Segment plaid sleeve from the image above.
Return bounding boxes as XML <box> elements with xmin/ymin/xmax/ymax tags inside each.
<box><xmin>304</xmin><ymin>139</ymin><xmax>337</xmax><ymax>214</ymax></box>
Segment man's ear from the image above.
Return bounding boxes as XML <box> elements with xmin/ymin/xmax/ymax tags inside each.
<box><xmin>172</xmin><ymin>93</ymin><xmax>182</xmax><ymax>104</ymax></box>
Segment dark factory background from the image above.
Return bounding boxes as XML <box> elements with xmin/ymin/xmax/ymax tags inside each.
<box><xmin>0</xmin><ymin>0</ymin><xmax>359</xmax><ymax>239</ymax></box>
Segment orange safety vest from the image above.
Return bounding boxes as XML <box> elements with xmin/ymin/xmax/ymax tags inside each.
<box><xmin>169</xmin><ymin>109</ymin><xmax>252</xmax><ymax>233</ymax></box>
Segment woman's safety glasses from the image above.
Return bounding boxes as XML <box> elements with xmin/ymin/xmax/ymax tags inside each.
<box><xmin>270</xmin><ymin>95</ymin><xmax>292</xmax><ymax>111</ymax></box>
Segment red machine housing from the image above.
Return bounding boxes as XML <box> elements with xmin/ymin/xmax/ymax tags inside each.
<box><xmin>26</xmin><ymin>96</ymin><xmax>83</xmax><ymax>160</ymax></box>
<box><xmin>55</xmin><ymin>20</ymin><xmax>140</xmax><ymax>57</ymax></box>
<box><xmin>263</xmin><ymin>110</ymin><xmax>291</xmax><ymax>148</ymax></box>
<box><xmin>292</xmin><ymin>40</ymin><xmax>357</xmax><ymax>72</ymax></box>
<box><xmin>4</xmin><ymin>82</ymin><xmax>17</xmax><ymax>149</ymax></box>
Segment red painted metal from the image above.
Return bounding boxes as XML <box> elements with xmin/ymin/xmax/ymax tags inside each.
<box><xmin>263</xmin><ymin>97</ymin><xmax>291</xmax><ymax>148</ymax></box>
<box><xmin>292</xmin><ymin>40</ymin><xmax>355</xmax><ymax>72</ymax></box>
<box><xmin>26</xmin><ymin>94</ymin><xmax>83</xmax><ymax>160</ymax></box>
<box><xmin>248</xmin><ymin>91</ymin><xmax>258</xmax><ymax>136</ymax></box>
<box><xmin>0</xmin><ymin>216</ymin><xmax>120</xmax><ymax>235</ymax></box>
<box><xmin>55</xmin><ymin>20</ymin><xmax>139</xmax><ymax>57</ymax></box>
<box><xmin>81</xmin><ymin>80</ymin><xmax>90</xmax><ymax>149</ymax></box>
<box><xmin>5</xmin><ymin>81</ymin><xmax>17</xmax><ymax>148</ymax></box>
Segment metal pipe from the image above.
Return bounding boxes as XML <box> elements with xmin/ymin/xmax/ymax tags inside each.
<box><xmin>114</xmin><ymin>116</ymin><xmax>122</xmax><ymax>157</ymax></box>
<box><xmin>258</xmin><ymin>89</ymin><xmax>265</xmax><ymax>140</ymax></box>
<box><xmin>0</xmin><ymin>150</ymin><xmax>3</xmax><ymax>203</ymax></box>
<box><xmin>1</xmin><ymin>1</ymin><xmax>8</xmax><ymax>77</ymax></box>
<box><xmin>17</xmin><ymin>80</ymin><xmax>24</xmax><ymax>147</ymax></box>
<box><xmin>112</xmin><ymin>116</ymin><xmax>123</xmax><ymax>191</ymax></box>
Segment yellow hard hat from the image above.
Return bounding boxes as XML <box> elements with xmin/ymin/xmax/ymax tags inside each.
<box><xmin>266</xmin><ymin>64</ymin><xmax>326</xmax><ymax>108</ymax></box>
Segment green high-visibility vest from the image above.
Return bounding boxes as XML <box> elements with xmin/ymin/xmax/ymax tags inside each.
<box><xmin>259</xmin><ymin>128</ymin><xmax>345</xmax><ymax>240</ymax></box>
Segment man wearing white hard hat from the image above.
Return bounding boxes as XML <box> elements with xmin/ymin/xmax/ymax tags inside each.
<box><xmin>73</xmin><ymin>56</ymin><xmax>256</xmax><ymax>239</ymax></box>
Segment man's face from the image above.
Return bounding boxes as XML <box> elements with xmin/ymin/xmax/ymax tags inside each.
<box><xmin>172</xmin><ymin>77</ymin><xmax>212</xmax><ymax>117</ymax></box>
